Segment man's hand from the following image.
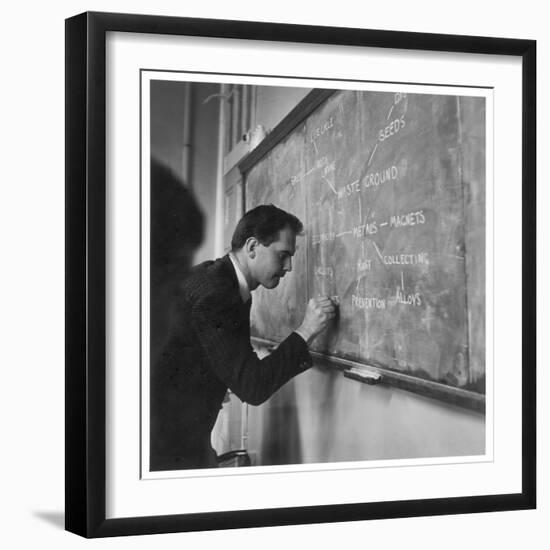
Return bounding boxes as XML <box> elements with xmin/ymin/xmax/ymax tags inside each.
<box><xmin>296</xmin><ymin>296</ymin><xmax>337</xmax><ymax>345</ymax></box>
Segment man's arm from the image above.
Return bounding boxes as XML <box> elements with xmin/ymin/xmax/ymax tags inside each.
<box><xmin>192</xmin><ymin>293</ymin><xmax>313</xmax><ymax>405</ymax></box>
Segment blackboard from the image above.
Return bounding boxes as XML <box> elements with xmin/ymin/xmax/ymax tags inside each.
<box><xmin>242</xmin><ymin>88</ymin><xmax>486</xmax><ymax>407</ymax></box>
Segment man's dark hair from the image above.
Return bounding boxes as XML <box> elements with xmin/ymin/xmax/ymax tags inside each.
<box><xmin>231</xmin><ymin>204</ymin><xmax>304</xmax><ymax>250</ymax></box>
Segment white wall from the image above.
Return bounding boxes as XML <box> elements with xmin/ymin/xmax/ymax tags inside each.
<box><xmin>1</xmin><ymin>2</ymin><xmax>547</xmax><ymax>550</ymax></box>
<box><xmin>150</xmin><ymin>80</ymin><xmax>189</xmax><ymax>177</ymax></box>
<box><xmin>248</xmin><ymin>365</ymin><xmax>484</xmax><ymax>466</ymax></box>
<box><xmin>150</xmin><ymin>80</ymin><xmax>220</xmax><ymax>265</ymax></box>
<box><xmin>255</xmin><ymin>85</ymin><xmax>311</xmax><ymax>133</ymax></box>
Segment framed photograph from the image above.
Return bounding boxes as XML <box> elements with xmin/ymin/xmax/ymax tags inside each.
<box><xmin>65</xmin><ymin>11</ymin><xmax>536</xmax><ymax>538</ymax></box>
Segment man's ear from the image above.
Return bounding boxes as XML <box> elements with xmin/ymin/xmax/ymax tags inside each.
<box><xmin>244</xmin><ymin>237</ymin><xmax>259</xmax><ymax>259</ymax></box>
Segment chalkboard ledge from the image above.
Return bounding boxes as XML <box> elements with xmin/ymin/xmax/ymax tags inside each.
<box><xmin>311</xmin><ymin>351</ymin><xmax>485</xmax><ymax>414</ymax></box>
<box><xmin>251</xmin><ymin>336</ymin><xmax>485</xmax><ymax>414</ymax></box>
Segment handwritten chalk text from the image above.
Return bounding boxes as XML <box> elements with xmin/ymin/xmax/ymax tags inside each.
<box><xmin>312</xmin><ymin>232</ymin><xmax>336</xmax><ymax>245</ymax></box>
<box><xmin>352</xmin><ymin>294</ymin><xmax>386</xmax><ymax>310</ymax></box>
<box><xmin>389</xmin><ymin>210</ymin><xmax>426</xmax><ymax>228</ymax></box>
<box><xmin>353</xmin><ymin>222</ymin><xmax>378</xmax><ymax>237</ymax></box>
<box><xmin>364</xmin><ymin>165</ymin><xmax>399</xmax><ymax>188</ymax></box>
<box><xmin>394</xmin><ymin>92</ymin><xmax>407</xmax><ymax>105</ymax></box>
<box><xmin>378</xmin><ymin>115</ymin><xmax>406</xmax><ymax>142</ymax></box>
<box><xmin>315</xmin><ymin>266</ymin><xmax>334</xmax><ymax>277</ymax></box>
<box><xmin>337</xmin><ymin>180</ymin><xmax>361</xmax><ymax>199</ymax></box>
<box><xmin>310</xmin><ymin>117</ymin><xmax>334</xmax><ymax>142</ymax></box>
<box><xmin>383</xmin><ymin>252</ymin><xmax>429</xmax><ymax>266</ymax></box>
<box><xmin>357</xmin><ymin>259</ymin><xmax>372</xmax><ymax>271</ymax></box>
<box><xmin>393</xmin><ymin>289</ymin><xmax>423</xmax><ymax>307</ymax></box>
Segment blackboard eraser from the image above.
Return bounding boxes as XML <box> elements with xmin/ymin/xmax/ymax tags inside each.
<box><xmin>343</xmin><ymin>367</ymin><xmax>382</xmax><ymax>385</ymax></box>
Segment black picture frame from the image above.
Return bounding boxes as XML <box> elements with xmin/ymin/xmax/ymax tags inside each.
<box><xmin>65</xmin><ymin>11</ymin><xmax>536</xmax><ymax>538</ymax></box>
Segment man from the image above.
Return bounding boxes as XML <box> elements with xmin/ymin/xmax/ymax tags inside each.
<box><xmin>150</xmin><ymin>204</ymin><xmax>336</xmax><ymax>470</ymax></box>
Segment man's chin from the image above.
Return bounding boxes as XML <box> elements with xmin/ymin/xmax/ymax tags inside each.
<box><xmin>263</xmin><ymin>277</ymin><xmax>280</xmax><ymax>289</ymax></box>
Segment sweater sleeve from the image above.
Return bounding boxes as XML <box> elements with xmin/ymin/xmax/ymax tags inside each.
<box><xmin>192</xmin><ymin>291</ymin><xmax>312</xmax><ymax>406</ymax></box>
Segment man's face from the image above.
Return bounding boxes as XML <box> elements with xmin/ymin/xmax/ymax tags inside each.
<box><xmin>251</xmin><ymin>226</ymin><xmax>296</xmax><ymax>290</ymax></box>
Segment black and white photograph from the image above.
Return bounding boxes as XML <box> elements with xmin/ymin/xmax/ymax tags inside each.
<box><xmin>144</xmin><ymin>75</ymin><xmax>489</xmax><ymax>474</ymax></box>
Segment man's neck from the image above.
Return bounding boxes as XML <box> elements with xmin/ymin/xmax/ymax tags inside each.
<box><xmin>230</xmin><ymin>249</ymin><xmax>258</xmax><ymax>291</ymax></box>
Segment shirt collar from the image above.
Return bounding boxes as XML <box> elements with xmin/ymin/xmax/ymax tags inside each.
<box><xmin>228</xmin><ymin>252</ymin><xmax>251</xmax><ymax>303</ymax></box>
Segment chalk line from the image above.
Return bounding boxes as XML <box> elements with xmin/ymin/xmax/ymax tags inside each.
<box><xmin>322</xmin><ymin>175</ymin><xmax>338</xmax><ymax>195</ymax></box>
<box><xmin>367</xmin><ymin>143</ymin><xmax>378</xmax><ymax>167</ymax></box>
<box><xmin>372</xmin><ymin>241</ymin><xmax>384</xmax><ymax>262</ymax></box>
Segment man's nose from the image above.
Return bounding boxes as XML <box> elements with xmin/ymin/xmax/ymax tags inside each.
<box><xmin>284</xmin><ymin>257</ymin><xmax>292</xmax><ymax>272</ymax></box>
